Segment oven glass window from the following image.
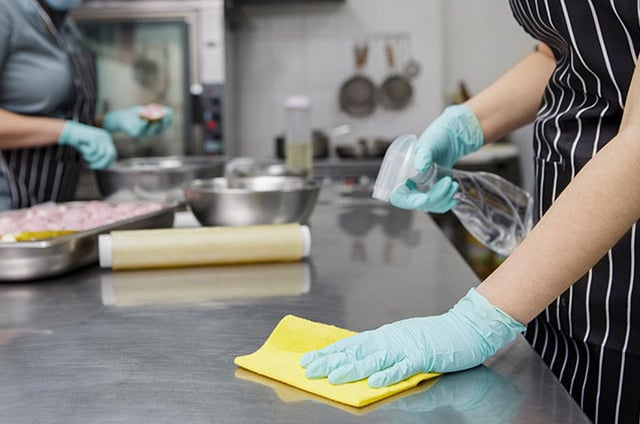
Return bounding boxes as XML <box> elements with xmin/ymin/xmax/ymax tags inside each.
<box><xmin>77</xmin><ymin>21</ymin><xmax>191</xmax><ymax>157</ymax></box>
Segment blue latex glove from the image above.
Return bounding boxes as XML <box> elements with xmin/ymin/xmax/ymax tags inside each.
<box><xmin>300</xmin><ymin>288</ymin><xmax>524</xmax><ymax>388</ymax></box>
<box><xmin>390</xmin><ymin>176</ymin><xmax>459</xmax><ymax>214</ymax></box>
<box><xmin>57</xmin><ymin>121</ymin><xmax>117</xmax><ymax>170</ymax></box>
<box><xmin>390</xmin><ymin>104</ymin><xmax>483</xmax><ymax>214</ymax></box>
<box><xmin>103</xmin><ymin>105</ymin><xmax>173</xmax><ymax>138</ymax></box>
<box><xmin>415</xmin><ymin>104</ymin><xmax>484</xmax><ymax>171</ymax></box>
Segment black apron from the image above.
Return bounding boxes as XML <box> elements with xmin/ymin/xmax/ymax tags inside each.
<box><xmin>0</xmin><ymin>7</ymin><xmax>96</xmax><ymax>209</ymax></box>
<box><xmin>509</xmin><ymin>1</ymin><xmax>640</xmax><ymax>423</ymax></box>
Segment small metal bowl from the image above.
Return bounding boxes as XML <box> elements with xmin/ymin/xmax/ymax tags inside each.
<box><xmin>184</xmin><ymin>176</ymin><xmax>321</xmax><ymax>226</ymax></box>
<box><xmin>94</xmin><ymin>156</ymin><xmax>225</xmax><ymax>203</ymax></box>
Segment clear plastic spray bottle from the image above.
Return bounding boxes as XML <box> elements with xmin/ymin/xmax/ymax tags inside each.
<box><xmin>373</xmin><ymin>135</ymin><xmax>533</xmax><ymax>256</ymax></box>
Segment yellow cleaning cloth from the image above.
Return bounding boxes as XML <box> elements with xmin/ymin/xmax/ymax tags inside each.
<box><xmin>234</xmin><ymin>315</ymin><xmax>440</xmax><ymax>408</ymax></box>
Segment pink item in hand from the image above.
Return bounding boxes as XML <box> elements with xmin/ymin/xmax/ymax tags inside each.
<box><xmin>139</xmin><ymin>103</ymin><xmax>167</xmax><ymax>122</ymax></box>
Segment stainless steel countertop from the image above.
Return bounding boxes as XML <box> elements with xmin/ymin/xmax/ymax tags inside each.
<box><xmin>0</xmin><ymin>185</ymin><xmax>590</xmax><ymax>423</ymax></box>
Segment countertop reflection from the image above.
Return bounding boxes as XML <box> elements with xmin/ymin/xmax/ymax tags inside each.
<box><xmin>101</xmin><ymin>262</ymin><xmax>311</xmax><ymax>307</ymax></box>
<box><xmin>0</xmin><ymin>184</ymin><xmax>590</xmax><ymax>423</ymax></box>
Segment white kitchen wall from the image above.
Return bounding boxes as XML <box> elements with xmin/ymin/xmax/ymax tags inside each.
<box><xmin>230</xmin><ymin>0</ymin><xmax>537</xmax><ymax>190</ymax></box>
<box><xmin>443</xmin><ymin>0</ymin><xmax>537</xmax><ymax>192</ymax></box>
<box><xmin>230</xmin><ymin>0</ymin><xmax>444</xmax><ymax>159</ymax></box>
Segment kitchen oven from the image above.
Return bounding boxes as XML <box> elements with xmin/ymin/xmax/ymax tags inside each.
<box><xmin>72</xmin><ymin>0</ymin><xmax>229</xmax><ymax>157</ymax></box>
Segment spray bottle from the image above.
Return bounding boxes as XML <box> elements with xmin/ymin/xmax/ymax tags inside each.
<box><xmin>373</xmin><ymin>135</ymin><xmax>532</xmax><ymax>256</ymax></box>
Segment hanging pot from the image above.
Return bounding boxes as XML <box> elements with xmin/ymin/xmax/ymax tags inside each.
<box><xmin>379</xmin><ymin>40</ymin><xmax>413</xmax><ymax>110</ymax></box>
<box><xmin>339</xmin><ymin>42</ymin><xmax>377</xmax><ymax>117</ymax></box>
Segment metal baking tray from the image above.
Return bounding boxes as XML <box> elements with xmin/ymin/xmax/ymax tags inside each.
<box><xmin>0</xmin><ymin>202</ymin><xmax>177</xmax><ymax>282</ymax></box>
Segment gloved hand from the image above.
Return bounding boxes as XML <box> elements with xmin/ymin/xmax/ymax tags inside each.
<box><xmin>390</xmin><ymin>176</ymin><xmax>459</xmax><ymax>214</ymax></box>
<box><xmin>103</xmin><ymin>105</ymin><xmax>173</xmax><ymax>138</ymax></box>
<box><xmin>57</xmin><ymin>121</ymin><xmax>117</xmax><ymax>170</ymax></box>
<box><xmin>390</xmin><ymin>104</ymin><xmax>483</xmax><ymax>214</ymax></box>
<box><xmin>300</xmin><ymin>288</ymin><xmax>524</xmax><ymax>388</ymax></box>
<box><xmin>415</xmin><ymin>104</ymin><xmax>484</xmax><ymax>171</ymax></box>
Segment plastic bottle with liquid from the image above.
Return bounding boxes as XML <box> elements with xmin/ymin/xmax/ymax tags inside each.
<box><xmin>285</xmin><ymin>96</ymin><xmax>313</xmax><ymax>179</ymax></box>
<box><xmin>372</xmin><ymin>134</ymin><xmax>533</xmax><ymax>256</ymax></box>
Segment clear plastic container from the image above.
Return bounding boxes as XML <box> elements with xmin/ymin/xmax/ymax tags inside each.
<box><xmin>285</xmin><ymin>96</ymin><xmax>313</xmax><ymax>179</ymax></box>
<box><xmin>373</xmin><ymin>135</ymin><xmax>532</xmax><ymax>256</ymax></box>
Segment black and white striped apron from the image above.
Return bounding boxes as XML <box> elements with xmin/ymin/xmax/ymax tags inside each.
<box><xmin>509</xmin><ymin>1</ymin><xmax>640</xmax><ymax>423</ymax></box>
<box><xmin>0</xmin><ymin>8</ymin><xmax>96</xmax><ymax>209</ymax></box>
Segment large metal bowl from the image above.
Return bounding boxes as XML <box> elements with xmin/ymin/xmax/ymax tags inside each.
<box><xmin>94</xmin><ymin>156</ymin><xmax>225</xmax><ymax>203</ymax></box>
<box><xmin>184</xmin><ymin>176</ymin><xmax>321</xmax><ymax>226</ymax></box>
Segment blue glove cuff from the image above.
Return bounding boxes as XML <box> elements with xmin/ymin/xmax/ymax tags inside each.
<box><xmin>57</xmin><ymin>120</ymin><xmax>75</xmax><ymax>144</ymax></box>
<box><xmin>440</xmin><ymin>104</ymin><xmax>484</xmax><ymax>155</ymax></box>
<box><xmin>453</xmin><ymin>288</ymin><xmax>526</xmax><ymax>356</ymax></box>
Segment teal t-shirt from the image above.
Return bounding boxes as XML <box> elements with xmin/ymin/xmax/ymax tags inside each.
<box><xmin>0</xmin><ymin>0</ymin><xmax>79</xmax><ymax>118</ymax></box>
<box><xmin>0</xmin><ymin>0</ymin><xmax>87</xmax><ymax>210</ymax></box>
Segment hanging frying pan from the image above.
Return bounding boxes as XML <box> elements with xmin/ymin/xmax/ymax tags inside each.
<box><xmin>339</xmin><ymin>42</ymin><xmax>377</xmax><ymax>117</ymax></box>
<box><xmin>379</xmin><ymin>40</ymin><xmax>413</xmax><ymax>110</ymax></box>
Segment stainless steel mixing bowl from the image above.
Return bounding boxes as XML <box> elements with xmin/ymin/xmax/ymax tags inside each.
<box><xmin>184</xmin><ymin>176</ymin><xmax>321</xmax><ymax>226</ymax></box>
<box><xmin>94</xmin><ymin>156</ymin><xmax>225</xmax><ymax>203</ymax></box>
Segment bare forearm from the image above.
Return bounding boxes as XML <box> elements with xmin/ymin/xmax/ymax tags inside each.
<box><xmin>465</xmin><ymin>43</ymin><xmax>556</xmax><ymax>143</ymax></box>
<box><xmin>478</xmin><ymin>132</ymin><xmax>640</xmax><ymax>323</ymax></box>
<box><xmin>477</xmin><ymin>57</ymin><xmax>640</xmax><ymax>324</ymax></box>
<box><xmin>0</xmin><ymin>109</ymin><xmax>65</xmax><ymax>149</ymax></box>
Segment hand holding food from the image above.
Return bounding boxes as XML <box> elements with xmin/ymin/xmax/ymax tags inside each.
<box><xmin>103</xmin><ymin>104</ymin><xmax>173</xmax><ymax>138</ymax></box>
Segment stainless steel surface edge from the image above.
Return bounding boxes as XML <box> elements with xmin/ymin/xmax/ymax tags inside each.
<box><xmin>0</xmin><ymin>186</ymin><xmax>590</xmax><ymax>423</ymax></box>
<box><xmin>0</xmin><ymin>202</ymin><xmax>178</xmax><ymax>282</ymax></box>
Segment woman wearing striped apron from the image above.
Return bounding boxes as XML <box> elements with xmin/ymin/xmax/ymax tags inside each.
<box><xmin>509</xmin><ymin>2</ymin><xmax>640</xmax><ymax>422</ymax></box>
<box><xmin>0</xmin><ymin>0</ymin><xmax>172</xmax><ymax>210</ymax></box>
<box><xmin>299</xmin><ymin>2</ymin><xmax>640</xmax><ymax>423</ymax></box>
<box><xmin>504</xmin><ymin>0</ymin><xmax>640</xmax><ymax>423</ymax></box>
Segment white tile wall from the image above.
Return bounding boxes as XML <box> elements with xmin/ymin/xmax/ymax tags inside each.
<box><xmin>230</xmin><ymin>0</ymin><xmax>444</xmax><ymax>159</ymax></box>
<box><xmin>444</xmin><ymin>0</ymin><xmax>536</xmax><ymax>192</ymax></box>
<box><xmin>230</xmin><ymin>0</ymin><xmax>537</xmax><ymax>192</ymax></box>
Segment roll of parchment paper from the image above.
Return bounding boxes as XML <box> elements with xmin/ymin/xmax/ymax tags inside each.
<box><xmin>99</xmin><ymin>223</ymin><xmax>311</xmax><ymax>270</ymax></box>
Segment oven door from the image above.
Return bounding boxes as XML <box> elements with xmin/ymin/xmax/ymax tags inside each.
<box><xmin>72</xmin><ymin>1</ymin><xmax>226</xmax><ymax>157</ymax></box>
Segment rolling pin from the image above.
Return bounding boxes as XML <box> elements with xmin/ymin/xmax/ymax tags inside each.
<box><xmin>99</xmin><ymin>223</ymin><xmax>311</xmax><ymax>270</ymax></box>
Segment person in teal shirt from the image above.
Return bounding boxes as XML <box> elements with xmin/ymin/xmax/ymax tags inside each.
<box><xmin>0</xmin><ymin>0</ymin><xmax>173</xmax><ymax>210</ymax></box>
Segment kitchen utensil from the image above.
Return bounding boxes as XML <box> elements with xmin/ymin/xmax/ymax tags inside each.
<box><xmin>403</xmin><ymin>36</ymin><xmax>422</xmax><ymax>79</ymax></box>
<box><xmin>94</xmin><ymin>156</ymin><xmax>225</xmax><ymax>203</ymax></box>
<box><xmin>339</xmin><ymin>42</ymin><xmax>377</xmax><ymax>117</ymax></box>
<box><xmin>275</xmin><ymin>130</ymin><xmax>330</xmax><ymax>160</ymax></box>
<box><xmin>335</xmin><ymin>145</ymin><xmax>357</xmax><ymax>159</ymax></box>
<box><xmin>184</xmin><ymin>176</ymin><xmax>321</xmax><ymax>227</ymax></box>
<box><xmin>334</xmin><ymin>137</ymin><xmax>391</xmax><ymax>159</ymax></box>
<box><xmin>379</xmin><ymin>40</ymin><xmax>413</xmax><ymax>110</ymax></box>
<box><xmin>404</xmin><ymin>60</ymin><xmax>421</xmax><ymax>79</ymax></box>
<box><xmin>371</xmin><ymin>138</ymin><xmax>392</xmax><ymax>158</ymax></box>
